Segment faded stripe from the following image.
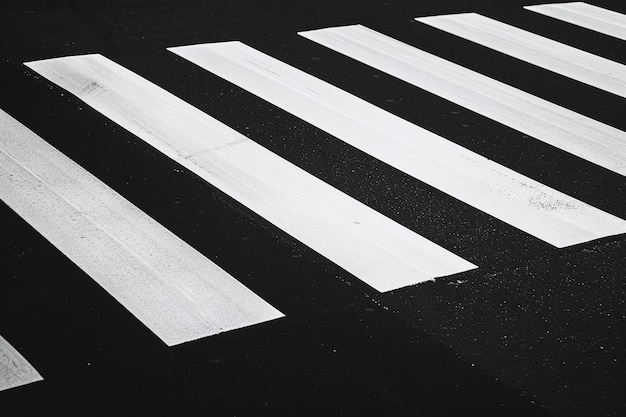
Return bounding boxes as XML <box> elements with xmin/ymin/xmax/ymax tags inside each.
<box><xmin>0</xmin><ymin>335</ymin><xmax>42</xmax><ymax>392</ymax></box>
<box><xmin>0</xmin><ymin>109</ymin><xmax>283</xmax><ymax>346</ymax></box>
<box><xmin>416</xmin><ymin>12</ymin><xmax>626</xmax><ymax>98</ymax></box>
<box><xmin>25</xmin><ymin>55</ymin><xmax>477</xmax><ymax>292</ymax></box>
<box><xmin>170</xmin><ymin>41</ymin><xmax>626</xmax><ymax>247</ymax></box>
<box><xmin>299</xmin><ymin>24</ymin><xmax>626</xmax><ymax>176</ymax></box>
<box><xmin>526</xmin><ymin>2</ymin><xmax>626</xmax><ymax>41</ymax></box>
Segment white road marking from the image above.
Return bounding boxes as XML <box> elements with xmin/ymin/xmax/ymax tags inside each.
<box><xmin>24</xmin><ymin>55</ymin><xmax>477</xmax><ymax>292</ymax></box>
<box><xmin>525</xmin><ymin>2</ymin><xmax>626</xmax><ymax>41</ymax></box>
<box><xmin>299</xmin><ymin>25</ymin><xmax>626</xmax><ymax>177</ymax></box>
<box><xmin>0</xmin><ymin>335</ymin><xmax>43</xmax><ymax>392</ymax></box>
<box><xmin>168</xmin><ymin>41</ymin><xmax>626</xmax><ymax>248</ymax></box>
<box><xmin>0</xmin><ymin>109</ymin><xmax>283</xmax><ymax>346</ymax></box>
<box><xmin>415</xmin><ymin>13</ymin><xmax>626</xmax><ymax>98</ymax></box>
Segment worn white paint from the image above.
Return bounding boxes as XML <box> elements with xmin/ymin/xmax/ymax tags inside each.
<box><xmin>416</xmin><ymin>13</ymin><xmax>626</xmax><ymax>98</ymax></box>
<box><xmin>0</xmin><ymin>109</ymin><xmax>283</xmax><ymax>346</ymax></box>
<box><xmin>525</xmin><ymin>2</ymin><xmax>626</xmax><ymax>41</ymax></box>
<box><xmin>25</xmin><ymin>55</ymin><xmax>477</xmax><ymax>292</ymax></box>
<box><xmin>0</xmin><ymin>335</ymin><xmax>43</xmax><ymax>392</ymax></box>
<box><xmin>168</xmin><ymin>41</ymin><xmax>626</xmax><ymax>248</ymax></box>
<box><xmin>299</xmin><ymin>24</ymin><xmax>626</xmax><ymax>177</ymax></box>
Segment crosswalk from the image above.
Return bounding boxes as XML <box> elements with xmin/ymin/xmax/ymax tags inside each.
<box><xmin>1</xmin><ymin>1</ymin><xmax>625</xmax><ymax>401</ymax></box>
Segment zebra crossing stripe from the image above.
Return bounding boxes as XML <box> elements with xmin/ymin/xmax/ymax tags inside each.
<box><xmin>0</xmin><ymin>334</ymin><xmax>42</xmax><ymax>392</ymax></box>
<box><xmin>0</xmin><ymin>109</ymin><xmax>283</xmax><ymax>346</ymax></box>
<box><xmin>525</xmin><ymin>2</ymin><xmax>626</xmax><ymax>41</ymax></box>
<box><xmin>415</xmin><ymin>13</ymin><xmax>626</xmax><ymax>98</ymax></box>
<box><xmin>24</xmin><ymin>55</ymin><xmax>477</xmax><ymax>292</ymax></box>
<box><xmin>168</xmin><ymin>41</ymin><xmax>626</xmax><ymax>248</ymax></box>
<box><xmin>298</xmin><ymin>24</ymin><xmax>626</xmax><ymax>177</ymax></box>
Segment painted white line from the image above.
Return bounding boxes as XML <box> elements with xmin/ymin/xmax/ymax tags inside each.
<box><xmin>298</xmin><ymin>24</ymin><xmax>626</xmax><ymax>177</ymax></box>
<box><xmin>168</xmin><ymin>41</ymin><xmax>626</xmax><ymax>248</ymax></box>
<box><xmin>0</xmin><ymin>335</ymin><xmax>43</xmax><ymax>392</ymax></box>
<box><xmin>415</xmin><ymin>13</ymin><xmax>626</xmax><ymax>98</ymax></box>
<box><xmin>525</xmin><ymin>2</ymin><xmax>626</xmax><ymax>41</ymax></box>
<box><xmin>0</xmin><ymin>109</ymin><xmax>283</xmax><ymax>346</ymax></box>
<box><xmin>24</xmin><ymin>55</ymin><xmax>477</xmax><ymax>292</ymax></box>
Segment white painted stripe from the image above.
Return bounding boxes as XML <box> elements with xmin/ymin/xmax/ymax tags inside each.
<box><xmin>169</xmin><ymin>41</ymin><xmax>626</xmax><ymax>248</ymax></box>
<box><xmin>0</xmin><ymin>109</ymin><xmax>283</xmax><ymax>346</ymax></box>
<box><xmin>0</xmin><ymin>335</ymin><xmax>43</xmax><ymax>392</ymax></box>
<box><xmin>525</xmin><ymin>2</ymin><xmax>626</xmax><ymax>41</ymax></box>
<box><xmin>24</xmin><ymin>55</ymin><xmax>477</xmax><ymax>292</ymax></box>
<box><xmin>415</xmin><ymin>13</ymin><xmax>626</xmax><ymax>98</ymax></box>
<box><xmin>298</xmin><ymin>24</ymin><xmax>626</xmax><ymax>177</ymax></box>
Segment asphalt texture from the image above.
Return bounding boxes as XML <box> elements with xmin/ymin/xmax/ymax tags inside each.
<box><xmin>1</xmin><ymin>0</ymin><xmax>625</xmax><ymax>416</ymax></box>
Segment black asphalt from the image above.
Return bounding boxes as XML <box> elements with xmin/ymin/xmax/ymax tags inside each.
<box><xmin>1</xmin><ymin>0</ymin><xmax>624</xmax><ymax>416</ymax></box>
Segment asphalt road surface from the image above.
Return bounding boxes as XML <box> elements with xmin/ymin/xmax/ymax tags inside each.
<box><xmin>1</xmin><ymin>0</ymin><xmax>625</xmax><ymax>416</ymax></box>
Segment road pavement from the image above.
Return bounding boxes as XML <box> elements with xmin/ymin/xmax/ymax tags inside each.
<box><xmin>1</xmin><ymin>0</ymin><xmax>625</xmax><ymax>415</ymax></box>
